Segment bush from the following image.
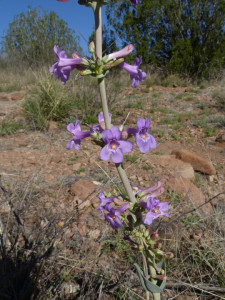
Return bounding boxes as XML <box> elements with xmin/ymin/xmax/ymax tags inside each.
<box><xmin>0</xmin><ymin>119</ymin><xmax>26</xmax><ymax>136</ymax></box>
<box><xmin>212</xmin><ymin>88</ymin><xmax>225</xmax><ymax>110</ymax></box>
<box><xmin>23</xmin><ymin>75</ymin><xmax>75</xmax><ymax>130</ymax></box>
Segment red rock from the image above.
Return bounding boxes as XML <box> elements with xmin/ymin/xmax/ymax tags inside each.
<box><xmin>10</xmin><ymin>91</ymin><xmax>26</xmax><ymax>101</ymax></box>
<box><xmin>215</xmin><ymin>132</ymin><xmax>225</xmax><ymax>148</ymax></box>
<box><xmin>48</xmin><ymin>121</ymin><xmax>59</xmax><ymax>132</ymax></box>
<box><xmin>171</xmin><ymin>149</ymin><xmax>216</xmax><ymax>175</ymax></box>
<box><xmin>167</xmin><ymin>176</ymin><xmax>213</xmax><ymax>216</ymax></box>
<box><xmin>70</xmin><ymin>179</ymin><xmax>96</xmax><ymax>200</ymax></box>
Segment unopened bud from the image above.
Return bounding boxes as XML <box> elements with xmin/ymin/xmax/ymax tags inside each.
<box><xmin>151</xmin><ymin>232</ymin><xmax>159</xmax><ymax>240</ymax></box>
<box><xmin>88</xmin><ymin>41</ymin><xmax>95</xmax><ymax>54</ymax></box>
<box><xmin>121</xmin><ymin>130</ymin><xmax>128</xmax><ymax>140</ymax></box>
<box><xmin>80</xmin><ymin>69</ymin><xmax>92</xmax><ymax>76</ymax></box>
<box><xmin>155</xmin><ymin>274</ymin><xmax>167</xmax><ymax>281</ymax></box>
<box><xmin>138</xmin><ymin>245</ymin><xmax>144</xmax><ymax>251</ymax></box>
<box><xmin>164</xmin><ymin>252</ymin><xmax>174</xmax><ymax>259</ymax></box>
<box><xmin>110</xmin><ymin>58</ymin><xmax>124</xmax><ymax>67</ymax></box>
<box><xmin>154</xmin><ymin>242</ymin><xmax>162</xmax><ymax>249</ymax></box>
<box><xmin>100</xmin><ymin>121</ymin><xmax>106</xmax><ymax>131</ymax></box>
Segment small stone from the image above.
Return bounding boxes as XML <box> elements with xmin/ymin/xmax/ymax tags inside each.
<box><xmin>58</xmin><ymin>221</ymin><xmax>64</xmax><ymax>227</ymax></box>
<box><xmin>171</xmin><ymin>149</ymin><xmax>216</xmax><ymax>175</ymax></box>
<box><xmin>0</xmin><ymin>93</ymin><xmax>9</xmax><ymax>101</ymax></box>
<box><xmin>44</xmin><ymin>174</ymin><xmax>54</xmax><ymax>181</ymax></box>
<box><xmin>48</xmin><ymin>121</ymin><xmax>59</xmax><ymax>132</ymax></box>
<box><xmin>88</xmin><ymin>229</ymin><xmax>100</xmax><ymax>240</ymax></box>
<box><xmin>0</xmin><ymin>202</ymin><xmax>10</xmax><ymax>214</ymax></box>
<box><xmin>11</xmin><ymin>91</ymin><xmax>26</xmax><ymax>101</ymax></box>
<box><xmin>50</xmin><ymin>154</ymin><xmax>62</xmax><ymax>164</ymax></box>
<box><xmin>72</xmin><ymin>163</ymin><xmax>81</xmax><ymax>171</ymax></box>
<box><xmin>70</xmin><ymin>179</ymin><xmax>96</xmax><ymax>200</ymax></box>
<box><xmin>167</xmin><ymin>176</ymin><xmax>213</xmax><ymax>216</ymax></box>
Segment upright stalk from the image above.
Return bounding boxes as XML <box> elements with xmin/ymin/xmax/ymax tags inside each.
<box><xmin>93</xmin><ymin>1</ymin><xmax>136</xmax><ymax>204</ymax></box>
<box><xmin>149</xmin><ymin>265</ymin><xmax>161</xmax><ymax>300</ymax></box>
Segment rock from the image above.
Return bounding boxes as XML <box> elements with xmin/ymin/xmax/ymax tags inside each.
<box><xmin>171</xmin><ymin>149</ymin><xmax>216</xmax><ymax>175</ymax></box>
<box><xmin>215</xmin><ymin>132</ymin><xmax>225</xmax><ymax>147</ymax></box>
<box><xmin>50</xmin><ymin>154</ymin><xmax>62</xmax><ymax>164</ymax></box>
<box><xmin>0</xmin><ymin>93</ymin><xmax>9</xmax><ymax>101</ymax></box>
<box><xmin>10</xmin><ymin>91</ymin><xmax>26</xmax><ymax>101</ymax></box>
<box><xmin>0</xmin><ymin>202</ymin><xmax>10</xmax><ymax>214</ymax></box>
<box><xmin>167</xmin><ymin>176</ymin><xmax>213</xmax><ymax>216</ymax></box>
<box><xmin>72</xmin><ymin>163</ymin><xmax>81</xmax><ymax>171</ymax></box>
<box><xmin>48</xmin><ymin>121</ymin><xmax>59</xmax><ymax>132</ymax></box>
<box><xmin>88</xmin><ymin>229</ymin><xmax>101</xmax><ymax>240</ymax></box>
<box><xmin>150</xmin><ymin>155</ymin><xmax>195</xmax><ymax>179</ymax></box>
<box><xmin>70</xmin><ymin>179</ymin><xmax>96</xmax><ymax>200</ymax></box>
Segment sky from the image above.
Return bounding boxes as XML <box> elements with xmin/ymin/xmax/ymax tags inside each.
<box><xmin>0</xmin><ymin>0</ymin><xmax>107</xmax><ymax>54</ymax></box>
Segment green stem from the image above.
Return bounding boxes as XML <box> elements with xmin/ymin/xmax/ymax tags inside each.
<box><xmin>149</xmin><ymin>265</ymin><xmax>161</xmax><ymax>300</ymax></box>
<box><xmin>93</xmin><ymin>1</ymin><xmax>136</xmax><ymax>204</ymax></box>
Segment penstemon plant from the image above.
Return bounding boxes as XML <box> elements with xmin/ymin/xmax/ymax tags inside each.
<box><xmin>50</xmin><ymin>1</ymin><xmax>172</xmax><ymax>299</ymax></box>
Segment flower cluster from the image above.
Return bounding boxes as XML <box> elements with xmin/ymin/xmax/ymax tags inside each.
<box><xmin>66</xmin><ymin>113</ymin><xmax>156</xmax><ymax>163</ymax></box>
<box><xmin>98</xmin><ymin>182</ymin><xmax>169</xmax><ymax>229</ymax></box>
<box><xmin>50</xmin><ymin>43</ymin><xmax>146</xmax><ymax>87</ymax></box>
<box><xmin>97</xmin><ymin>191</ymin><xmax>130</xmax><ymax>229</ymax></box>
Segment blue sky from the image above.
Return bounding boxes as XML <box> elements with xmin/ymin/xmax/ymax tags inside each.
<box><xmin>0</xmin><ymin>0</ymin><xmax>107</xmax><ymax>54</ymax></box>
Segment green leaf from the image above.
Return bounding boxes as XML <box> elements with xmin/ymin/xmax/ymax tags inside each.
<box><xmin>134</xmin><ymin>263</ymin><xmax>166</xmax><ymax>293</ymax></box>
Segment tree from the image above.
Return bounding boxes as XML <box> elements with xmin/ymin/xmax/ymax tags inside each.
<box><xmin>1</xmin><ymin>6</ymin><xmax>81</xmax><ymax>66</ymax></box>
<box><xmin>106</xmin><ymin>0</ymin><xmax>225</xmax><ymax>78</ymax></box>
<box><xmin>88</xmin><ymin>25</ymin><xmax>119</xmax><ymax>55</ymax></box>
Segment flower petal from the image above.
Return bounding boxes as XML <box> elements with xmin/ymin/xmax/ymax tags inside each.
<box><xmin>101</xmin><ymin>129</ymin><xmax>113</xmax><ymax>144</ymax></box>
<box><xmin>100</xmin><ymin>145</ymin><xmax>111</xmax><ymax>161</ymax></box>
<box><xmin>144</xmin><ymin>212</ymin><xmax>154</xmax><ymax>225</ymax></box>
<box><xmin>111</xmin><ymin>148</ymin><xmax>124</xmax><ymax>163</ymax></box>
<box><xmin>110</xmin><ymin>126</ymin><xmax>121</xmax><ymax>141</ymax></box>
<box><xmin>119</xmin><ymin>141</ymin><xmax>133</xmax><ymax>154</ymax></box>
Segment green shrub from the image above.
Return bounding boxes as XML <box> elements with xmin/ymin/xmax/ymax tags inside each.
<box><xmin>212</xmin><ymin>88</ymin><xmax>225</xmax><ymax>110</ymax></box>
<box><xmin>23</xmin><ymin>76</ymin><xmax>75</xmax><ymax>130</ymax></box>
<box><xmin>0</xmin><ymin>119</ymin><xmax>26</xmax><ymax>136</ymax></box>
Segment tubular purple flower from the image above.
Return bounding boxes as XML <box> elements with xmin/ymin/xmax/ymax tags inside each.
<box><xmin>135</xmin><ymin>117</ymin><xmax>157</xmax><ymax>153</ymax></box>
<box><xmin>107</xmin><ymin>44</ymin><xmax>134</xmax><ymax>61</ymax></box>
<box><xmin>130</xmin><ymin>0</ymin><xmax>138</xmax><ymax>4</ymax></box>
<box><xmin>140</xmin><ymin>197</ymin><xmax>169</xmax><ymax>226</ymax></box>
<box><xmin>66</xmin><ymin>120</ymin><xmax>91</xmax><ymax>150</ymax></box>
<box><xmin>120</xmin><ymin>57</ymin><xmax>147</xmax><ymax>88</ymax></box>
<box><xmin>97</xmin><ymin>190</ymin><xmax>115</xmax><ymax>216</ymax></box>
<box><xmin>100</xmin><ymin>126</ymin><xmax>133</xmax><ymax>163</ymax></box>
<box><xmin>104</xmin><ymin>203</ymin><xmax>130</xmax><ymax>229</ymax></box>
<box><xmin>50</xmin><ymin>45</ymin><xmax>82</xmax><ymax>85</ymax></box>
<box><xmin>91</xmin><ymin>112</ymin><xmax>112</xmax><ymax>133</ymax></box>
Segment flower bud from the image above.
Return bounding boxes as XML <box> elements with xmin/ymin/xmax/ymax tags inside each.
<box><xmin>150</xmin><ymin>232</ymin><xmax>159</xmax><ymax>240</ymax></box>
<box><xmin>138</xmin><ymin>245</ymin><xmax>144</xmax><ymax>251</ymax></box>
<box><xmin>155</xmin><ymin>274</ymin><xmax>167</xmax><ymax>281</ymax></box>
<box><xmin>164</xmin><ymin>252</ymin><xmax>174</xmax><ymax>259</ymax></box>
<box><xmin>88</xmin><ymin>41</ymin><xmax>95</xmax><ymax>54</ymax></box>
<box><xmin>154</xmin><ymin>242</ymin><xmax>162</xmax><ymax>249</ymax></box>
<box><xmin>121</xmin><ymin>130</ymin><xmax>128</xmax><ymax>140</ymax></box>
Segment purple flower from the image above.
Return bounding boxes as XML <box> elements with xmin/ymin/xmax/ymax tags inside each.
<box><xmin>135</xmin><ymin>118</ymin><xmax>157</xmax><ymax>153</ymax></box>
<box><xmin>91</xmin><ymin>112</ymin><xmax>112</xmax><ymax>133</ymax></box>
<box><xmin>105</xmin><ymin>203</ymin><xmax>130</xmax><ymax>229</ymax></box>
<box><xmin>50</xmin><ymin>45</ymin><xmax>82</xmax><ymax>85</ymax></box>
<box><xmin>107</xmin><ymin>44</ymin><xmax>134</xmax><ymax>61</ymax></box>
<box><xmin>120</xmin><ymin>57</ymin><xmax>146</xmax><ymax>88</ymax></box>
<box><xmin>138</xmin><ymin>181</ymin><xmax>164</xmax><ymax>198</ymax></box>
<box><xmin>140</xmin><ymin>197</ymin><xmax>169</xmax><ymax>226</ymax></box>
<box><xmin>100</xmin><ymin>127</ymin><xmax>133</xmax><ymax>163</ymax></box>
<box><xmin>97</xmin><ymin>191</ymin><xmax>114</xmax><ymax>216</ymax></box>
<box><xmin>130</xmin><ymin>0</ymin><xmax>138</xmax><ymax>4</ymax></box>
<box><xmin>66</xmin><ymin>120</ymin><xmax>91</xmax><ymax>150</ymax></box>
